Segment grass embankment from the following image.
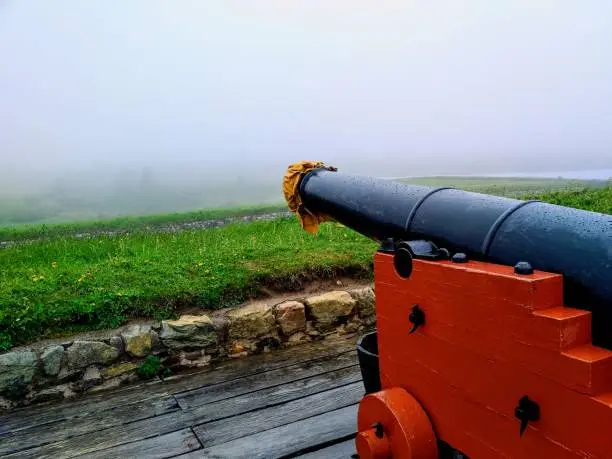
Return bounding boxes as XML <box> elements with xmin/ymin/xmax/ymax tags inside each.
<box><xmin>1</xmin><ymin>185</ymin><xmax>611</xmax><ymax>351</ymax></box>
<box><xmin>0</xmin><ymin>218</ymin><xmax>376</xmax><ymax>350</ymax></box>
<box><xmin>0</xmin><ymin>204</ymin><xmax>286</xmax><ymax>242</ymax></box>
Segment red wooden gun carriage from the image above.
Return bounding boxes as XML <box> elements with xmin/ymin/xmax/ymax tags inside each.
<box><xmin>284</xmin><ymin>162</ymin><xmax>612</xmax><ymax>458</ymax></box>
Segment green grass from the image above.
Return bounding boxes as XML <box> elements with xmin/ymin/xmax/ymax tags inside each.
<box><xmin>0</xmin><ymin>218</ymin><xmax>376</xmax><ymax>350</ymax></box>
<box><xmin>2</xmin><ymin>177</ymin><xmax>605</xmax><ymax>243</ymax></box>
<box><xmin>0</xmin><ymin>204</ymin><xmax>286</xmax><ymax>242</ymax></box>
<box><xmin>399</xmin><ymin>176</ymin><xmax>608</xmax><ymax>198</ymax></box>
<box><xmin>1</xmin><ymin>185</ymin><xmax>611</xmax><ymax>351</ymax></box>
<box><xmin>523</xmin><ymin>186</ymin><xmax>612</xmax><ymax>215</ymax></box>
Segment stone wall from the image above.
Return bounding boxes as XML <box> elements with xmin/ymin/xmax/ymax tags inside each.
<box><xmin>0</xmin><ymin>286</ymin><xmax>375</xmax><ymax>411</ymax></box>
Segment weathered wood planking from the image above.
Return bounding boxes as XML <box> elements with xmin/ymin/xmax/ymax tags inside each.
<box><xmin>294</xmin><ymin>438</ymin><xmax>358</xmax><ymax>458</ymax></box>
<box><xmin>71</xmin><ymin>428</ymin><xmax>201</xmax><ymax>459</ymax></box>
<box><xmin>198</xmin><ymin>405</ymin><xmax>358</xmax><ymax>458</ymax></box>
<box><xmin>192</xmin><ymin>382</ymin><xmax>363</xmax><ymax>448</ymax></box>
<box><xmin>0</xmin><ymin>362</ymin><xmax>357</xmax><ymax>455</ymax></box>
<box><xmin>0</xmin><ymin>373</ymin><xmax>172</xmax><ymax>437</ymax></box>
<box><xmin>170</xmin><ymin>449</ymin><xmax>208</xmax><ymax>458</ymax></box>
<box><xmin>7</xmin><ymin>367</ymin><xmax>362</xmax><ymax>457</ymax></box>
<box><xmin>183</xmin><ymin>364</ymin><xmax>360</xmax><ymax>435</ymax></box>
<box><xmin>175</xmin><ymin>350</ymin><xmax>357</xmax><ymax>410</ymax></box>
<box><xmin>164</xmin><ymin>336</ymin><xmax>357</xmax><ymax>396</ymax></box>
<box><xmin>0</xmin><ymin>335</ymin><xmax>357</xmax><ymax>436</ymax></box>
<box><xmin>0</xmin><ymin>396</ymin><xmax>180</xmax><ymax>456</ymax></box>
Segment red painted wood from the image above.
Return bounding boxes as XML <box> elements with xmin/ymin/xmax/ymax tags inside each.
<box><xmin>357</xmin><ymin>388</ymin><xmax>437</xmax><ymax>459</ymax></box>
<box><xmin>355</xmin><ymin>429</ymin><xmax>391</xmax><ymax>459</ymax></box>
<box><xmin>371</xmin><ymin>253</ymin><xmax>612</xmax><ymax>458</ymax></box>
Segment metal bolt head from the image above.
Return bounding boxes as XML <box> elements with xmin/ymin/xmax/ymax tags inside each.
<box><xmin>451</xmin><ymin>253</ymin><xmax>468</xmax><ymax>263</ymax></box>
<box><xmin>393</xmin><ymin>243</ymin><xmax>413</xmax><ymax>279</ymax></box>
<box><xmin>408</xmin><ymin>305</ymin><xmax>425</xmax><ymax>333</ymax></box>
<box><xmin>379</xmin><ymin>238</ymin><xmax>395</xmax><ymax>253</ymax></box>
<box><xmin>514</xmin><ymin>261</ymin><xmax>534</xmax><ymax>275</ymax></box>
<box><xmin>372</xmin><ymin>422</ymin><xmax>384</xmax><ymax>438</ymax></box>
<box><xmin>514</xmin><ymin>395</ymin><xmax>540</xmax><ymax>436</ymax></box>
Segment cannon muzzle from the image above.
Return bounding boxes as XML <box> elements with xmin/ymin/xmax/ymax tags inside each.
<box><xmin>285</xmin><ymin>164</ymin><xmax>612</xmax><ymax>348</ymax></box>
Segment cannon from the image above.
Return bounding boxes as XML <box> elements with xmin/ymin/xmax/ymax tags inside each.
<box><xmin>283</xmin><ymin>162</ymin><xmax>612</xmax><ymax>458</ymax></box>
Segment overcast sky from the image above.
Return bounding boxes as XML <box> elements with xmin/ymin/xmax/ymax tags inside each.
<box><xmin>1</xmin><ymin>0</ymin><xmax>611</xmax><ymax>179</ymax></box>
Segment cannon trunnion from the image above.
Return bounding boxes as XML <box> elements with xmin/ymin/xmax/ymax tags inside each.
<box><xmin>283</xmin><ymin>163</ymin><xmax>612</xmax><ymax>458</ymax></box>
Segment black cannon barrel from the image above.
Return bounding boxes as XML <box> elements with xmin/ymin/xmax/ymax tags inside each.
<box><xmin>299</xmin><ymin>168</ymin><xmax>612</xmax><ymax>348</ymax></box>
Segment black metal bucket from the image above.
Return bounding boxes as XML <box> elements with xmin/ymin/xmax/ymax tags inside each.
<box><xmin>356</xmin><ymin>330</ymin><xmax>381</xmax><ymax>394</ymax></box>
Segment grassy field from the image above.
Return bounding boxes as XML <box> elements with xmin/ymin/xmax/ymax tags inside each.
<box><xmin>0</xmin><ymin>218</ymin><xmax>376</xmax><ymax>350</ymax></box>
<box><xmin>1</xmin><ymin>183</ymin><xmax>611</xmax><ymax>351</ymax></box>
<box><xmin>0</xmin><ymin>204</ymin><xmax>286</xmax><ymax>242</ymax></box>
<box><xmin>2</xmin><ymin>176</ymin><xmax>607</xmax><ymax>242</ymax></box>
<box><xmin>523</xmin><ymin>186</ymin><xmax>612</xmax><ymax>215</ymax></box>
<box><xmin>400</xmin><ymin>176</ymin><xmax>608</xmax><ymax>198</ymax></box>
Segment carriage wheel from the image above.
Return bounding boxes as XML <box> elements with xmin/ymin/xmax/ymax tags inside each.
<box><xmin>355</xmin><ymin>387</ymin><xmax>438</xmax><ymax>459</ymax></box>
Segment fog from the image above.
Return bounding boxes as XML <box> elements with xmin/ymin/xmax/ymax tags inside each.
<box><xmin>1</xmin><ymin>1</ymin><xmax>611</xmax><ymax>221</ymax></box>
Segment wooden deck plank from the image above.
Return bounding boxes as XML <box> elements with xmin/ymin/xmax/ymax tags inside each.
<box><xmin>164</xmin><ymin>336</ymin><xmax>357</xmax><ymax>396</ymax></box>
<box><xmin>198</xmin><ymin>405</ymin><xmax>358</xmax><ymax>459</ymax></box>
<box><xmin>168</xmin><ymin>449</ymin><xmax>207</xmax><ymax>458</ymax></box>
<box><xmin>0</xmin><ymin>396</ymin><xmax>180</xmax><ymax>456</ymax></box>
<box><xmin>175</xmin><ymin>351</ymin><xmax>357</xmax><ymax>410</ymax></box>
<box><xmin>0</xmin><ymin>386</ymin><xmax>166</xmax><ymax>437</ymax></box>
<box><xmin>72</xmin><ymin>429</ymin><xmax>201</xmax><ymax>459</ymax></box>
<box><xmin>185</xmin><ymin>364</ymin><xmax>360</xmax><ymax>434</ymax></box>
<box><xmin>193</xmin><ymin>382</ymin><xmax>362</xmax><ymax>448</ymax></box>
<box><xmin>0</xmin><ymin>335</ymin><xmax>357</xmax><ymax>436</ymax></box>
<box><xmin>0</xmin><ymin>357</ymin><xmax>358</xmax><ymax>455</ymax></box>
<box><xmin>294</xmin><ymin>438</ymin><xmax>357</xmax><ymax>458</ymax></box>
<box><xmin>8</xmin><ymin>368</ymin><xmax>362</xmax><ymax>458</ymax></box>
